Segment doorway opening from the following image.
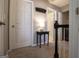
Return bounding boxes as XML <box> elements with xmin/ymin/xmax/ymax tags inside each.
<box><xmin>47</xmin><ymin>7</ymin><xmax>55</xmax><ymax>45</ymax></box>
<box><xmin>47</xmin><ymin>7</ymin><xmax>69</xmax><ymax>57</ymax></box>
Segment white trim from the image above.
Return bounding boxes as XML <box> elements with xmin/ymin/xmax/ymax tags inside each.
<box><xmin>31</xmin><ymin>1</ymin><xmax>34</xmax><ymax>47</ymax></box>
<box><xmin>69</xmin><ymin>0</ymin><xmax>78</xmax><ymax>58</ymax></box>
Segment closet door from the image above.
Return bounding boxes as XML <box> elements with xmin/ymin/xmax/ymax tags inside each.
<box><xmin>0</xmin><ymin>0</ymin><xmax>7</xmax><ymax>55</ymax></box>
<box><xmin>9</xmin><ymin>0</ymin><xmax>33</xmax><ymax>49</ymax></box>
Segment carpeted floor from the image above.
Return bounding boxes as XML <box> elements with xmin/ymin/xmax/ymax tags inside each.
<box><xmin>8</xmin><ymin>41</ymin><xmax>69</xmax><ymax>58</ymax></box>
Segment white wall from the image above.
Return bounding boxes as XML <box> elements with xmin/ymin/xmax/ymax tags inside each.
<box><xmin>31</xmin><ymin>0</ymin><xmax>62</xmax><ymax>44</ymax></box>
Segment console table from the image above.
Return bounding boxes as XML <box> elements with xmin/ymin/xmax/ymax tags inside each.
<box><xmin>36</xmin><ymin>31</ymin><xmax>49</xmax><ymax>48</ymax></box>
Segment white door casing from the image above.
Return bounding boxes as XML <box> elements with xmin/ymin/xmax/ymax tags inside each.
<box><xmin>69</xmin><ymin>0</ymin><xmax>78</xmax><ymax>58</ymax></box>
<box><xmin>9</xmin><ymin>0</ymin><xmax>33</xmax><ymax>49</ymax></box>
<box><xmin>77</xmin><ymin>0</ymin><xmax>79</xmax><ymax>57</ymax></box>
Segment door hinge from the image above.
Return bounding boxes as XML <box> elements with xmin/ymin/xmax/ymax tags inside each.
<box><xmin>76</xmin><ymin>7</ymin><xmax>79</xmax><ymax>15</ymax></box>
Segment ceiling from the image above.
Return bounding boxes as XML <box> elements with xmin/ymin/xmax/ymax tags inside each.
<box><xmin>48</xmin><ymin>0</ymin><xmax>69</xmax><ymax>12</ymax></box>
<box><xmin>48</xmin><ymin>0</ymin><xmax>69</xmax><ymax>8</ymax></box>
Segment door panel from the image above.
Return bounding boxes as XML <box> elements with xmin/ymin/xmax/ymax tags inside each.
<box><xmin>0</xmin><ymin>0</ymin><xmax>5</xmax><ymax>55</ymax></box>
<box><xmin>10</xmin><ymin>0</ymin><xmax>33</xmax><ymax>49</ymax></box>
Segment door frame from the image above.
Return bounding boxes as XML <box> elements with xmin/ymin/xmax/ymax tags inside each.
<box><xmin>9</xmin><ymin>0</ymin><xmax>34</xmax><ymax>50</ymax></box>
<box><xmin>69</xmin><ymin>0</ymin><xmax>79</xmax><ymax>57</ymax></box>
<box><xmin>31</xmin><ymin>0</ymin><xmax>34</xmax><ymax>47</ymax></box>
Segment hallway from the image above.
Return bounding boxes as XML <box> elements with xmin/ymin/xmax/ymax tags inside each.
<box><xmin>0</xmin><ymin>0</ymin><xmax>79</xmax><ymax>58</ymax></box>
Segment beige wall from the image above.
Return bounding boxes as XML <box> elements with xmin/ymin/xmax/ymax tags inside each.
<box><xmin>62</xmin><ymin>11</ymin><xmax>69</xmax><ymax>24</ymax></box>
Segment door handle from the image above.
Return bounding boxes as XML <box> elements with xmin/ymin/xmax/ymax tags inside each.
<box><xmin>12</xmin><ymin>25</ymin><xmax>15</xmax><ymax>28</ymax></box>
<box><xmin>0</xmin><ymin>22</ymin><xmax>5</xmax><ymax>25</ymax></box>
<box><xmin>76</xmin><ymin>7</ymin><xmax>79</xmax><ymax>15</ymax></box>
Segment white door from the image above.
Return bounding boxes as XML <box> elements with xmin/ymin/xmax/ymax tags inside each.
<box><xmin>9</xmin><ymin>0</ymin><xmax>33</xmax><ymax>49</ymax></box>
<box><xmin>0</xmin><ymin>0</ymin><xmax>9</xmax><ymax>55</ymax></box>
<box><xmin>0</xmin><ymin>0</ymin><xmax>5</xmax><ymax>55</ymax></box>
